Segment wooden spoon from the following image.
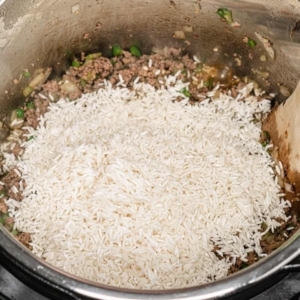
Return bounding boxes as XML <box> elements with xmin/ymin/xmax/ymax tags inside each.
<box><xmin>263</xmin><ymin>81</ymin><xmax>300</xmax><ymax>195</ymax></box>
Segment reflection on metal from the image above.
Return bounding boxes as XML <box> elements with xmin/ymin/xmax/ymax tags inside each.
<box><xmin>0</xmin><ymin>0</ymin><xmax>300</xmax><ymax>299</ymax></box>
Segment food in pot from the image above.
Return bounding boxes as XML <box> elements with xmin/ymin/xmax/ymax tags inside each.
<box><xmin>0</xmin><ymin>47</ymin><xmax>296</xmax><ymax>289</ymax></box>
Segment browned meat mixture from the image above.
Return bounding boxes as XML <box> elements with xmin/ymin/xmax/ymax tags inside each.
<box><xmin>0</xmin><ymin>46</ymin><xmax>299</xmax><ymax>275</ymax></box>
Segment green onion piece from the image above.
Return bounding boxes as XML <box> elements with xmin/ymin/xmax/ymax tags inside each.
<box><xmin>15</xmin><ymin>108</ymin><xmax>25</xmax><ymax>119</ymax></box>
<box><xmin>11</xmin><ymin>229</ymin><xmax>19</xmax><ymax>236</ymax></box>
<box><xmin>112</xmin><ymin>45</ymin><xmax>123</xmax><ymax>57</ymax></box>
<box><xmin>72</xmin><ymin>60</ymin><xmax>81</xmax><ymax>67</ymax></box>
<box><xmin>262</xmin><ymin>141</ymin><xmax>267</xmax><ymax>148</ymax></box>
<box><xmin>216</xmin><ymin>8</ymin><xmax>233</xmax><ymax>24</ymax></box>
<box><xmin>26</xmin><ymin>102</ymin><xmax>35</xmax><ymax>109</ymax></box>
<box><xmin>248</xmin><ymin>38</ymin><xmax>256</xmax><ymax>48</ymax></box>
<box><xmin>129</xmin><ymin>45</ymin><xmax>142</xmax><ymax>58</ymax></box>
<box><xmin>85</xmin><ymin>52</ymin><xmax>102</xmax><ymax>61</ymax></box>
<box><xmin>28</xmin><ymin>136</ymin><xmax>34</xmax><ymax>141</ymax></box>
<box><xmin>23</xmin><ymin>85</ymin><xmax>34</xmax><ymax>97</ymax></box>
<box><xmin>181</xmin><ymin>87</ymin><xmax>191</xmax><ymax>98</ymax></box>
<box><xmin>22</xmin><ymin>70</ymin><xmax>31</xmax><ymax>78</ymax></box>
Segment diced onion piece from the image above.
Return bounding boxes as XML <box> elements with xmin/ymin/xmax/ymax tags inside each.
<box><xmin>173</xmin><ymin>31</ymin><xmax>185</xmax><ymax>39</ymax></box>
<box><xmin>183</xmin><ymin>26</ymin><xmax>193</xmax><ymax>32</ymax></box>
<box><xmin>254</xmin><ymin>31</ymin><xmax>275</xmax><ymax>60</ymax></box>
<box><xmin>28</xmin><ymin>68</ymin><xmax>52</xmax><ymax>89</ymax></box>
<box><xmin>279</xmin><ymin>85</ymin><xmax>290</xmax><ymax>97</ymax></box>
<box><xmin>284</xmin><ymin>182</ymin><xmax>294</xmax><ymax>194</ymax></box>
<box><xmin>60</xmin><ymin>80</ymin><xmax>81</xmax><ymax>94</ymax></box>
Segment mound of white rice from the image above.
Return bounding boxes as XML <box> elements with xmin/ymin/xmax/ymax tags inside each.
<box><xmin>4</xmin><ymin>79</ymin><xmax>289</xmax><ymax>289</ymax></box>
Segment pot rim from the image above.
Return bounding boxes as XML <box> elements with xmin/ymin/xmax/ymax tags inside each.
<box><xmin>1</xmin><ymin>226</ymin><xmax>300</xmax><ymax>299</ymax></box>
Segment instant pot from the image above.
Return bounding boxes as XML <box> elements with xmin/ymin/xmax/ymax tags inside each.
<box><xmin>1</xmin><ymin>0</ymin><xmax>300</xmax><ymax>299</ymax></box>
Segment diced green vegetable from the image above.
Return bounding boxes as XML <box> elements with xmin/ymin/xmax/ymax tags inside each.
<box><xmin>248</xmin><ymin>38</ymin><xmax>256</xmax><ymax>48</ymax></box>
<box><xmin>11</xmin><ymin>229</ymin><xmax>19</xmax><ymax>236</ymax></box>
<box><xmin>204</xmin><ymin>77</ymin><xmax>214</xmax><ymax>89</ymax></box>
<box><xmin>216</xmin><ymin>8</ymin><xmax>233</xmax><ymax>24</ymax></box>
<box><xmin>80</xmin><ymin>79</ymin><xmax>87</xmax><ymax>87</ymax></box>
<box><xmin>0</xmin><ymin>213</ymin><xmax>8</xmax><ymax>225</ymax></box>
<box><xmin>181</xmin><ymin>87</ymin><xmax>191</xmax><ymax>98</ymax></box>
<box><xmin>263</xmin><ymin>131</ymin><xmax>270</xmax><ymax>141</ymax></box>
<box><xmin>85</xmin><ymin>71</ymin><xmax>94</xmax><ymax>82</ymax></box>
<box><xmin>15</xmin><ymin>108</ymin><xmax>24</xmax><ymax>119</ymax></box>
<box><xmin>23</xmin><ymin>85</ymin><xmax>34</xmax><ymax>97</ymax></box>
<box><xmin>22</xmin><ymin>70</ymin><xmax>31</xmax><ymax>78</ymax></box>
<box><xmin>262</xmin><ymin>141</ymin><xmax>268</xmax><ymax>148</ymax></box>
<box><xmin>0</xmin><ymin>190</ymin><xmax>7</xmax><ymax>197</ymax></box>
<box><xmin>129</xmin><ymin>45</ymin><xmax>142</xmax><ymax>58</ymax></box>
<box><xmin>72</xmin><ymin>60</ymin><xmax>81</xmax><ymax>67</ymax></box>
<box><xmin>26</xmin><ymin>102</ymin><xmax>35</xmax><ymax>109</ymax></box>
<box><xmin>195</xmin><ymin>64</ymin><xmax>203</xmax><ymax>72</ymax></box>
<box><xmin>28</xmin><ymin>136</ymin><xmax>34</xmax><ymax>141</ymax></box>
<box><xmin>85</xmin><ymin>52</ymin><xmax>102</xmax><ymax>61</ymax></box>
<box><xmin>110</xmin><ymin>58</ymin><xmax>116</xmax><ymax>66</ymax></box>
<box><xmin>261</xmin><ymin>222</ymin><xmax>268</xmax><ymax>231</ymax></box>
<box><xmin>112</xmin><ymin>45</ymin><xmax>123</xmax><ymax>57</ymax></box>
<box><xmin>241</xmin><ymin>263</ymin><xmax>249</xmax><ymax>269</ymax></box>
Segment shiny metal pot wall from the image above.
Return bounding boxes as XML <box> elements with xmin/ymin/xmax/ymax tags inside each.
<box><xmin>0</xmin><ymin>0</ymin><xmax>300</xmax><ymax>299</ymax></box>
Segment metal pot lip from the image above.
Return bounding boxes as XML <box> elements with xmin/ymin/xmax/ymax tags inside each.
<box><xmin>1</xmin><ymin>227</ymin><xmax>300</xmax><ymax>300</ymax></box>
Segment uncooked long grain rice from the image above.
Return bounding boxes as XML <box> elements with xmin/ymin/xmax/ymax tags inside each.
<box><xmin>5</xmin><ymin>79</ymin><xmax>290</xmax><ymax>289</ymax></box>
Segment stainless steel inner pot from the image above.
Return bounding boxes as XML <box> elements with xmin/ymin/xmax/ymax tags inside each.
<box><xmin>1</xmin><ymin>0</ymin><xmax>300</xmax><ymax>299</ymax></box>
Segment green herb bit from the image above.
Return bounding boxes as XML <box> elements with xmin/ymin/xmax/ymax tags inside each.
<box><xmin>217</xmin><ymin>8</ymin><xmax>233</xmax><ymax>24</ymax></box>
<box><xmin>26</xmin><ymin>102</ymin><xmax>35</xmax><ymax>109</ymax></box>
<box><xmin>15</xmin><ymin>108</ymin><xmax>25</xmax><ymax>119</ymax></box>
<box><xmin>204</xmin><ymin>77</ymin><xmax>214</xmax><ymax>90</ymax></box>
<box><xmin>28</xmin><ymin>136</ymin><xmax>34</xmax><ymax>141</ymax></box>
<box><xmin>85</xmin><ymin>52</ymin><xmax>102</xmax><ymax>61</ymax></box>
<box><xmin>112</xmin><ymin>45</ymin><xmax>123</xmax><ymax>57</ymax></box>
<box><xmin>129</xmin><ymin>45</ymin><xmax>142</xmax><ymax>58</ymax></box>
<box><xmin>181</xmin><ymin>87</ymin><xmax>191</xmax><ymax>98</ymax></box>
<box><xmin>263</xmin><ymin>131</ymin><xmax>270</xmax><ymax>141</ymax></box>
<box><xmin>72</xmin><ymin>60</ymin><xmax>81</xmax><ymax>67</ymax></box>
<box><xmin>261</xmin><ymin>222</ymin><xmax>268</xmax><ymax>231</ymax></box>
<box><xmin>261</xmin><ymin>141</ymin><xmax>268</xmax><ymax>148</ymax></box>
<box><xmin>22</xmin><ymin>70</ymin><xmax>31</xmax><ymax>78</ymax></box>
<box><xmin>241</xmin><ymin>262</ymin><xmax>249</xmax><ymax>269</ymax></box>
<box><xmin>23</xmin><ymin>85</ymin><xmax>34</xmax><ymax>97</ymax></box>
<box><xmin>248</xmin><ymin>38</ymin><xmax>256</xmax><ymax>48</ymax></box>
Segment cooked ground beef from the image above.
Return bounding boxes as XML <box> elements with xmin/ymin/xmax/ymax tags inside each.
<box><xmin>16</xmin><ymin>232</ymin><xmax>32</xmax><ymax>250</ymax></box>
<box><xmin>0</xmin><ymin>202</ymin><xmax>8</xmax><ymax>214</ymax></box>
<box><xmin>3</xmin><ymin>169</ymin><xmax>23</xmax><ymax>201</ymax></box>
